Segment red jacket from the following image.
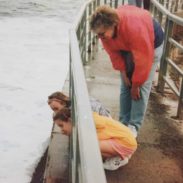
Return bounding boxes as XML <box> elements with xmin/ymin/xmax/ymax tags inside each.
<box><xmin>101</xmin><ymin>5</ymin><xmax>154</xmax><ymax>86</ymax></box>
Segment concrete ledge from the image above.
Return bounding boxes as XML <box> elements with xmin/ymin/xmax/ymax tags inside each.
<box><xmin>44</xmin><ymin>77</ymin><xmax>69</xmax><ymax>183</ymax></box>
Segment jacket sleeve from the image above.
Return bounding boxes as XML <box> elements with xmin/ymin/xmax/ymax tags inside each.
<box><xmin>101</xmin><ymin>40</ymin><xmax>125</xmax><ymax>71</ymax></box>
<box><xmin>127</xmin><ymin>18</ymin><xmax>154</xmax><ymax>86</ymax></box>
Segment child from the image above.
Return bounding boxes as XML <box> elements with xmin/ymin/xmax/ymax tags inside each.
<box><xmin>48</xmin><ymin>91</ymin><xmax>71</xmax><ymax>113</ymax></box>
<box><xmin>48</xmin><ymin>91</ymin><xmax>111</xmax><ymax>117</ymax></box>
<box><xmin>53</xmin><ymin>107</ymin><xmax>137</xmax><ymax>171</ymax></box>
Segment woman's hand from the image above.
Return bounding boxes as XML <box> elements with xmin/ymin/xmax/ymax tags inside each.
<box><xmin>131</xmin><ymin>85</ymin><xmax>140</xmax><ymax>100</ymax></box>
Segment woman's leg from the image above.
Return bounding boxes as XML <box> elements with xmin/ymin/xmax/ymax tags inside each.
<box><xmin>129</xmin><ymin>43</ymin><xmax>164</xmax><ymax>131</ymax></box>
<box><xmin>101</xmin><ymin>140</ymin><xmax>133</xmax><ymax>170</ymax></box>
<box><xmin>119</xmin><ymin>73</ymin><xmax>131</xmax><ymax>125</ymax></box>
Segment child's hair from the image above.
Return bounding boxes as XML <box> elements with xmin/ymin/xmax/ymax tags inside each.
<box><xmin>48</xmin><ymin>91</ymin><xmax>71</xmax><ymax>107</ymax></box>
<box><xmin>90</xmin><ymin>5</ymin><xmax>119</xmax><ymax>31</ymax></box>
<box><xmin>53</xmin><ymin>107</ymin><xmax>71</xmax><ymax>122</ymax></box>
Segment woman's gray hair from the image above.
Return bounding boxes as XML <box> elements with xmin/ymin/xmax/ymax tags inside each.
<box><xmin>90</xmin><ymin>5</ymin><xmax>119</xmax><ymax>31</ymax></box>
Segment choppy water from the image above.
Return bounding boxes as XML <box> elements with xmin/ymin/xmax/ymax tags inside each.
<box><xmin>0</xmin><ymin>0</ymin><xmax>83</xmax><ymax>182</ymax></box>
<box><xmin>0</xmin><ymin>0</ymin><xmax>83</xmax><ymax>22</ymax></box>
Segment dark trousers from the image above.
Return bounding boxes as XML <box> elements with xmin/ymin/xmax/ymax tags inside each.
<box><xmin>120</xmin><ymin>50</ymin><xmax>134</xmax><ymax>80</ymax></box>
<box><xmin>143</xmin><ymin>0</ymin><xmax>150</xmax><ymax>10</ymax></box>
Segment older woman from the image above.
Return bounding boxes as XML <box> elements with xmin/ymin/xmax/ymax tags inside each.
<box><xmin>90</xmin><ymin>5</ymin><xmax>164</xmax><ymax>137</ymax></box>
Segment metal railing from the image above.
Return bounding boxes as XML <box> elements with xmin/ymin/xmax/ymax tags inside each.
<box><xmin>69</xmin><ymin>29</ymin><xmax>107</xmax><ymax>183</ymax></box>
<box><xmin>157</xmin><ymin>0</ymin><xmax>183</xmax><ymax>13</ymax></box>
<box><xmin>69</xmin><ymin>1</ymin><xmax>108</xmax><ymax>182</ymax></box>
<box><xmin>150</xmin><ymin>0</ymin><xmax>183</xmax><ymax>118</ymax></box>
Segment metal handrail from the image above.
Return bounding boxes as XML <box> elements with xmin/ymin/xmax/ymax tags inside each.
<box><xmin>151</xmin><ymin>0</ymin><xmax>183</xmax><ymax>25</ymax></box>
<box><xmin>72</xmin><ymin>0</ymin><xmax>94</xmax><ymax>31</ymax></box>
<box><xmin>151</xmin><ymin>0</ymin><xmax>183</xmax><ymax>118</ymax></box>
<box><xmin>157</xmin><ymin>0</ymin><xmax>183</xmax><ymax>13</ymax></box>
<box><xmin>69</xmin><ymin>1</ymin><xmax>107</xmax><ymax>182</ymax></box>
<box><xmin>69</xmin><ymin>29</ymin><xmax>107</xmax><ymax>183</ymax></box>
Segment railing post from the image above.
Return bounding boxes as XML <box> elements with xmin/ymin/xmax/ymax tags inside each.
<box><xmin>97</xmin><ymin>0</ymin><xmax>100</xmax><ymax>6</ymax></box>
<box><xmin>87</xmin><ymin>3</ymin><xmax>92</xmax><ymax>62</ymax></box>
<box><xmin>177</xmin><ymin>79</ymin><xmax>183</xmax><ymax>119</ymax></box>
<box><xmin>83</xmin><ymin>9</ymin><xmax>87</xmax><ymax>64</ymax></box>
<box><xmin>71</xmin><ymin>96</ymin><xmax>78</xmax><ymax>183</ymax></box>
<box><xmin>115</xmin><ymin>0</ymin><xmax>118</xmax><ymax>8</ymax></box>
<box><xmin>157</xmin><ymin>19</ymin><xmax>173</xmax><ymax>92</ymax></box>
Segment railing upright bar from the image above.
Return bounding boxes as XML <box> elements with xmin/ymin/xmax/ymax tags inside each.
<box><xmin>91</xmin><ymin>1</ymin><xmax>95</xmax><ymax>60</ymax></box>
<box><xmin>92</xmin><ymin>0</ymin><xmax>97</xmax><ymax>59</ymax></box>
<box><xmin>83</xmin><ymin>9</ymin><xmax>87</xmax><ymax>64</ymax></box>
<box><xmin>86</xmin><ymin>6</ymin><xmax>90</xmax><ymax>63</ymax></box>
<box><xmin>68</xmin><ymin>41</ymin><xmax>72</xmax><ymax>183</ymax></box>
<box><xmin>175</xmin><ymin>0</ymin><xmax>179</xmax><ymax>12</ymax></box>
<box><xmin>177</xmin><ymin>79</ymin><xmax>183</xmax><ymax>118</ymax></box>
<box><xmin>115</xmin><ymin>0</ymin><xmax>118</xmax><ymax>8</ymax></box>
<box><xmin>110</xmin><ymin>0</ymin><xmax>112</xmax><ymax>7</ymax></box>
<box><xmin>157</xmin><ymin>19</ymin><xmax>173</xmax><ymax>92</ymax></box>
<box><xmin>71</xmin><ymin>81</ymin><xmax>77</xmax><ymax>183</ymax></box>
<box><xmin>88</xmin><ymin>3</ymin><xmax>93</xmax><ymax>61</ymax></box>
<box><xmin>97</xmin><ymin>0</ymin><xmax>100</xmax><ymax>6</ymax></box>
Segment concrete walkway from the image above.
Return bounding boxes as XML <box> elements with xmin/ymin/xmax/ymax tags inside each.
<box><xmin>86</xmin><ymin>44</ymin><xmax>183</xmax><ymax>183</ymax></box>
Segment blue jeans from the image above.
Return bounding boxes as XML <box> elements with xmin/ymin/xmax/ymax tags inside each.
<box><xmin>119</xmin><ymin>43</ymin><xmax>164</xmax><ymax>131</ymax></box>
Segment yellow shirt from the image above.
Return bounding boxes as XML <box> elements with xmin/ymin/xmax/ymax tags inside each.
<box><xmin>93</xmin><ymin>112</ymin><xmax>137</xmax><ymax>150</ymax></box>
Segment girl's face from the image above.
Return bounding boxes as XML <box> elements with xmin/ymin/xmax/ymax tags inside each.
<box><xmin>49</xmin><ymin>100</ymin><xmax>65</xmax><ymax>113</ymax></box>
<box><xmin>55</xmin><ymin>119</ymin><xmax>72</xmax><ymax>136</ymax></box>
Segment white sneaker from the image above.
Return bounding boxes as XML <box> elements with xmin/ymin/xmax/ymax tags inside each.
<box><xmin>128</xmin><ymin>124</ymin><xmax>137</xmax><ymax>138</ymax></box>
<box><xmin>103</xmin><ymin>156</ymin><xmax>129</xmax><ymax>171</ymax></box>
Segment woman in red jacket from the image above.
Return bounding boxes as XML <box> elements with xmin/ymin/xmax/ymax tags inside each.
<box><xmin>90</xmin><ymin>5</ymin><xmax>164</xmax><ymax>137</ymax></box>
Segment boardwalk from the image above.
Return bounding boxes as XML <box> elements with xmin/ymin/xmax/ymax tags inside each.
<box><xmin>86</xmin><ymin>44</ymin><xmax>183</xmax><ymax>183</ymax></box>
<box><xmin>44</xmin><ymin>43</ymin><xmax>183</xmax><ymax>183</ymax></box>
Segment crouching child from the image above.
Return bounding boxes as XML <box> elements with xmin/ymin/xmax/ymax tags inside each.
<box><xmin>53</xmin><ymin>107</ymin><xmax>137</xmax><ymax>171</ymax></box>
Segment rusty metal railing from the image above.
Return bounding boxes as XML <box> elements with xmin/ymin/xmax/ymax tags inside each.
<box><xmin>151</xmin><ymin>0</ymin><xmax>183</xmax><ymax>118</ymax></box>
